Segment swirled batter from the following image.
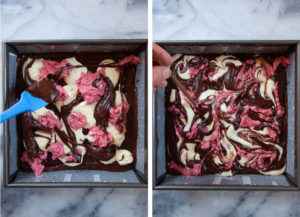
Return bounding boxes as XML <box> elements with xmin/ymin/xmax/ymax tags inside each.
<box><xmin>166</xmin><ymin>54</ymin><xmax>290</xmax><ymax>176</ymax></box>
<box><xmin>17</xmin><ymin>54</ymin><xmax>140</xmax><ymax>177</ymax></box>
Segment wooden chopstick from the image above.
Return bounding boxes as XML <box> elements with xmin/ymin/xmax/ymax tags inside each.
<box><xmin>169</xmin><ymin>73</ymin><xmax>197</xmax><ymax>106</ymax></box>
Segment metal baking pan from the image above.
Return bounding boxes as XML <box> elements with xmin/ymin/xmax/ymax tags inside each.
<box><xmin>2</xmin><ymin>40</ymin><xmax>148</xmax><ymax>188</ymax></box>
<box><xmin>153</xmin><ymin>40</ymin><xmax>300</xmax><ymax>190</ymax></box>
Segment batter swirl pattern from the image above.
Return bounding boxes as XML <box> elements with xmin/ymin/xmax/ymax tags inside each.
<box><xmin>166</xmin><ymin>54</ymin><xmax>289</xmax><ymax>176</ymax></box>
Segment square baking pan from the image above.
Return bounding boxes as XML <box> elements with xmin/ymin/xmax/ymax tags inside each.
<box><xmin>2</xmin><ymin>40</ymin><xmax>148</xmax><ymax>188</ymax></box>
<box><xmin>153</xmin><ymin>40</ymin><xmax>300</xmax><ymax>191</ymax></box>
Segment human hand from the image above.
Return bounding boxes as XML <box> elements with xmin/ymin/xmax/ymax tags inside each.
<box><xmin>152</xmin><ymin>43</ymin><xmax>173</xmax><ymax>92</ymax></box>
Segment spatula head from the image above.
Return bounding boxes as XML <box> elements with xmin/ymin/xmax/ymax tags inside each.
<box><xmin>22</xmin><ymin>91</ymin><xmax>48</xmax><ymax>111</ymax></box>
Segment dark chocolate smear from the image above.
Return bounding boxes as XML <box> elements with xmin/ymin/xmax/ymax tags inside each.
<box><xmin>26</xmin><ymin>79</ymin><xmax>58</xmax><ymax>103</ymax></box>
<box><xmin>94</xmin><ymin>76</ymin><xmax>115</xmax><ymax>129</ymax></box>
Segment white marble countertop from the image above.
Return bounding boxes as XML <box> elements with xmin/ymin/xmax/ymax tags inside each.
<box><xmin>153</xmin><ymin>0</ymin><xmax>300</xmax><ymax>40</ymax></box>
<box><xmin>153</xmin><ymin>0</ymin><xmax>300</xmax><ymax>217</ymax></box>
<box><xmin>2</xmin><ymin>188</ymin><xmax>147</xmax><ymax>217</ymax></box>
<box><xmin>1</xmin><ymin>0</ymin><xmax>147</xmax><ymax>217</ymax></box>
<box><xmin>154</xmin><ymin>190</ymin><xmax>300</xmax><ymax>217</ymax></box>
<box><xmin>2</xmin><ymin>0</ymin><xmax>147</xmax><ymax>40</ymax></box>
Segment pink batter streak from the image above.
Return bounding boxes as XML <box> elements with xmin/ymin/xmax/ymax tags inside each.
<box><xmin>58</xmin><ymin>60</ymin><xmax>72</xmax><ymax>78</ymax></box>
<box><xmin>267</xmin><ymin>127</ymin><xmax>277</xmax><ymax>141</ymax></box>
<box><xmin>236</xmin><ymin>63</ymin><xmax>256</xmax><ymax>89</ymax></box>
<box><xmin>119</xmin><ymin>55</ymin><xmax>141</xmax><ymax>65</ymax></box>
<box><xmin>250</xmin><ymin>152</ymin><xmax>276</xmax><ymax>171</ymax></box>
<box><xmin>201</xmin><ymin>141</ymin><xmax>210</xmax><ymax>150</ymax></box>
<box><xmin>76</xmin><ymin>71</ymin><xmax>106</xmax><ymax>104</ymax></box>
<box><xmin>66</xmin><ymin>155</ymin><xmax>75</xmax><ymax>162</ymax></box>
<box><xmin>96</xmin><ymin>68</ymin><xmax>106</xmax><ymax>76</ymax></box>
<box><xmin>258</xmin><ymin>113</ymin><xmax>273</xmax><ymax>122</ymax></box>
<box><xmin>21</xmin><ymin>151</ymin><xmax>46</xmax><ymax>177</ymax></box>
<box><xmin>227</xmin><ymin>94</ymin><xmax>238</xmax><ymax>113</ymax></box>
<box><xmin>240</xmin><ymin>115</ymin><xmax>261</xmax><ymax>127</ymax></box>
<box><xmin>55</xmin><ymin>85</ymin><xmax>69</xmax><ymax>101</ymax></box>
<box><xmin>109</xmin><ymin>102</ymin><xmax>130</xmax><ymax>132</ymax></box>
<box><xmin>183</xmin><ymin>93</ymin><xmax>195</xmax><ymax>107</ymax></box>
<box><xmin>39</xmin><ymin>60</ymin><xmax>59</xmax><ymax>80</ymax></box>
<box><xmin>168</xmin><ymin>105</ymin><xmax>185</xmax><ymax>119</ymax></box>
<box><xmin>68</xmin><ymin>112</ymin><xmax>87</xmax><ymax>130</ymax></box>
<box><xmin>40</xmin><ymin>151</ymin><xmax>48</xmax><ymax>160</ymax></box>
<box><xmin>186</xmin><ymin>123</ymin><xmax>198</xmax><ymax>139</ymax></box>
<box><xmin>189</xmin><ymin>63</ymin><xmax>208</xmax><ymax>78</ymax></box>
<box><xmin>39</xmin><ymin>60</ymin><xmax>70</xmax><ymax>80</ymax></box>
<box><xmin>49</xmin><ymin>142</ymin><xmax>65</xmax><ymax>160</ymax></box>
<box><xmin>244</xmin><ymin>106</ymin><xmax>273</xmax><ymax>116</ymax></box>
<box><xmin>186</xmin><ymin>90</ymin><xmax>196</xmax><ymax>101</ymax></box>
<box><xmin>246</xmin><ymin>59</ymin><xmax>254</xmax><ymax>64</ymax></box>
<box><xmin>189</xmin><ymin>66</ymin><xmax>199</xmax><ymax>78</ymax></box>
<box><xmin>266</xmin><ymin>56</ymin><xmax>290</xmax><ymax>78</ymax></box>
<box><xmin>38</xmin><ymin>111</ymin><xmax>62</xmax><ymax>129</ymax></box>
<box><xmin>88</xmin><ymin>127</ymin><xmax>113</xmax><ymax>147</ymax></box>
<box><xmin>168</xmin><ymin>160</ymin><xmax>202</xmax><ymax>176</ymax></box>
<box><xmin>274</xmin><ymin>82</ymin><xmax>283</xmax><ymax>117</ymax></box>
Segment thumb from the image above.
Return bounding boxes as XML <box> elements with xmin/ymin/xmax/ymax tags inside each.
<box><xmin>153</xmin><ymin>66</ymin><xmax>171</xmax><ymax>89</ymax></box>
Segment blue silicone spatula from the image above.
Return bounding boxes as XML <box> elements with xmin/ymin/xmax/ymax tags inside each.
<box><xmin>0</xmin><ymin>91</ymin><xmax>48</xmax><ymax>123</ymax></box>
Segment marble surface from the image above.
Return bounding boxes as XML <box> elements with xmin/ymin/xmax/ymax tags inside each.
<box><xmin>154</xmin><ymin>191</ymin><xmax>300</xmax><ymax>217</ymax></box>
<box><xmin>1</xmin><ymin>0</ymin><xmax>147</xmax><ymax>217</ymax></box>
<box><xmin>2</xmin><ymin>0</ymin><xmax>147</xmax><ymax>40</ymax></box>
<box><xmin>153</xmin><ymin>0</ymin><xmax>300</xmax><ymax>217</ymax></box>
<box><xmin>153</xmin><ymin>0</ymin><xmax>300</xmax><ymax>40</ymax></box>
<box><xmin>2</xmin><ymin>188</ymin><xmax>147</xmax><ymax>217</ymax></box>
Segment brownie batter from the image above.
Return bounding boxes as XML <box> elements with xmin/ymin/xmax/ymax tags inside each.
<box><xmin>17</xmin><ymin>53</ymin><xmax>140</xmax><ymax>177</ymax></box>
<box><xmin>165</xmin><ymin>54</ymin><xmax>289</xmax><ymax>176</ymax></box>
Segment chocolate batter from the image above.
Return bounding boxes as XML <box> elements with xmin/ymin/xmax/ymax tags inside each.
<box><xmin>26</xmin><ymin>79</ymin><xmax>58</xmax><ymax>103</ymax></box>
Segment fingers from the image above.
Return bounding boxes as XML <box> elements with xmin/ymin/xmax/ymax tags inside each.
<box><xmin>153</xmin><ymin>42</ymin><xmax>173</xmax><ymax>66</ymax></box>
<box><xmin>153</xmin><ymin>66</ymin><xmax>171</xmax><ymax>91</ymax></box>
<box><xmin>152</xmin><ymin>43</ymin><xmax>173</xmax><ymax>92</ymax></box>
